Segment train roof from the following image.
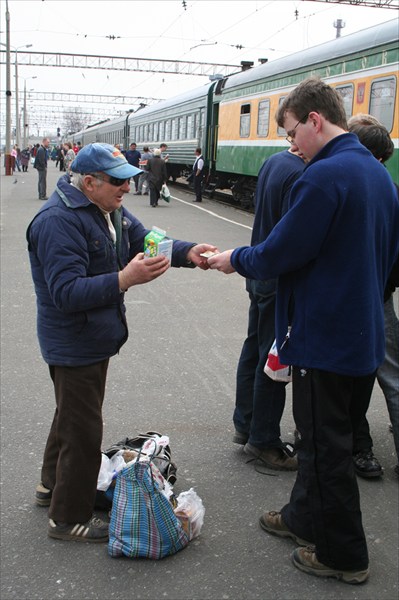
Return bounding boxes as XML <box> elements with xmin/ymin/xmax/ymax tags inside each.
<box><xmin>222</xmin><ymin>19</ymin><xmax>398</xmax><ymax>92</ymax></box>
<box><xmin>128</xmin><ymin>81</ymin><xmax>213</xmax><ymax>121</ymax></box>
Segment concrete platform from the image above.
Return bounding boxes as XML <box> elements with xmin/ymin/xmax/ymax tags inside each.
<box><xmin>1</xmin><ymin>162</ymin><xmax>398</xmax><ymax>600</ymax></box>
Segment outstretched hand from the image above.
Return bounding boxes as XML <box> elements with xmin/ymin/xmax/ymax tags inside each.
<box><xmin>187</xmin><ymin>243</ymin><xmax>220</xmax><ymax>270</ymax></box>
<box><xmin>119</xmin><ymin>253</ymin><xmax>170</xmax><ymax>290</ymax></box>
<box><xmin>207</xmin><ymin>249</ymin><xmax>236</xmax><ymax>274</ymax></box>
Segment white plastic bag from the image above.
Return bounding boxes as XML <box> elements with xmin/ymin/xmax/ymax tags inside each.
<box><xmin>174</xmin><ymin>488</ymin><xmax>205</xmax><ymax>540</ymax></box>
<box><xmin>97</xmin><ymin>451</ymin><xmax>127</xmax><ymax>491</ymax></box>
<box><xmin>264</xmin><ymin>339</ymin><xmax>292</xmax><ymax>382</ymax></box>
<box><xmin>161</xmin><ymin>184</ymin><xmax>171</xmax><ymax>202</ymax></box>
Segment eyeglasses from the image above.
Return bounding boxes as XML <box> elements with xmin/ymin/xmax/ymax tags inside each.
<box><xmin>286</xmin><ymin>113</ymin><xmax>309</xmax><ymax>144</ymax></box>
<box><xmin>88</xmin><ymin>173</ymin><xmax>131</xmax><ymax>187</ymax></box>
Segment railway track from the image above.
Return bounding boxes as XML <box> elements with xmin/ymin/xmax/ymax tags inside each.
<box><xmin>170</xmin><ymin>178</ymin><xmax>255</xmax><ymax>213</ymax></box>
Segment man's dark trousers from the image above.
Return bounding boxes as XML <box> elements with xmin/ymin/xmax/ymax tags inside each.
<box><xmin>41</xmin><ymin>359</ymin><xmax>109</xmax><ymax>523</ymax></box>
<box><xmin>281</xmin><ymin>367</ymin><xmax>375</xmax><ymax>571</ymax></box>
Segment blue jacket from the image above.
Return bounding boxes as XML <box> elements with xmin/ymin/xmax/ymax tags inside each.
<box><xmin>231</xmin><ymin>134</ymin><xmax>399</xmax><ymax>376</ymax></box>
<box><xmin>27</xmin><ymin>175</ymin><xmax>196</xmax><ymax>366</ymax></box>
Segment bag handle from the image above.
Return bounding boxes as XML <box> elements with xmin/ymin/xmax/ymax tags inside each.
<box><xmin>136</xmin><ymin>437</ymin><xmax>158</xmax><ymax>463</ymax></box>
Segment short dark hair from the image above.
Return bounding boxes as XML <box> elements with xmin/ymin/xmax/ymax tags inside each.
<box><xmin>196</xmin><ymin>147</ymin><xmax>202</xmax><ymax>154</ymax></box>
<box><xmin>349</xmin><ymin>122</ymin><xmax>394</xmax><ymax>163</ymax></box>
<box><xmin>143</xmin><ymin>146</ymin><xmax>149</xmax><ymax>152</ymax></box>
<box><xmin>276</xmin><ymin>77</ymin><xmax>347</xmax><ymax>130</ymax></box>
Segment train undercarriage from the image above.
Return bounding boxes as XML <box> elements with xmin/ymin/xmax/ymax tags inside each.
<box><xmin>167</xmin><ymin>163</ymin><xmax>257</xmax><ymax>210</ymax></box>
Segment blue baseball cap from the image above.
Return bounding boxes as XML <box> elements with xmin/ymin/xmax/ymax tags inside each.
<box><xmin>71</xmin><ymin>143</ymin><xmax>142</xmax><ymax>178</ymax></box>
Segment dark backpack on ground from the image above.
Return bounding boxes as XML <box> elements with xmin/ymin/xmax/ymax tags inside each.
<box><xmin>95</xmin><ymin>432</ymin><xmax>177</xmax><ymax>511</ymax></box>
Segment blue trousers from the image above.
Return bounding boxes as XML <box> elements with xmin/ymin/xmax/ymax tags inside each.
<box><xmin>377</xmin><ymin>295</ymin><xmax>399</xmax><ymax>462</ymax></box>
<box><xmin>234</xmin><ymin>279</ymin><xmax>287</xmax><ymax>448</ymax></box>
<box><xmin>281</xmin><ymin>367</ymin><xmax>375</xmax><ymax>571</ymax></box>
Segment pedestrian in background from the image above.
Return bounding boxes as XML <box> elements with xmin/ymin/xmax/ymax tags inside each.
<box><xmin>147</xmin><ymin>148</ymin><xmax>167</xmax><ymax>207</ymax></box>
<box><xmin>63</xmin><ymin>141</ymin><xmax>76</xmax><ymax>174</ymax></box>
<box><xmin>137</xmin><ymin>145</ymin><xmax>152</xmax><ymax>195</ymax></box>
<box><xmin>20</xmin><ymin>147</ymin><xmax>30</xmax><ymax>172</ymax></box>
<box><xmin>125</xmin><ymin>142</ymin><xmax>141</xmax><ymax>193</ymax></box>
<box><xmin>55</xmin><ymin>145</ymin><xmax>64</xmax><ymax>171</ymax></box>
<box><xmin>233</xmin><ymin>147</ymin><xmax>305</xmax><ymax>471</ymax></box>
<box><xmin>192</xmin><ymin>147</ymin><xmax>204</xmax><ymax>203</ymax></box>
<box><xmin>33</xmin><ymin>137</ymin><xmax>50</xmax><ymax>200</ymax></box>
<box><xmin>159</xmin><ymin>142</ymin><xmax>169</xmax><ymax>163</ymax></box>
<box><xmin>27</xmin><ymin>142</ymin><xmax>217</xmax><ymax>544</ymax></box>
<box><xmin>208</xmin><ymin>77</ymin><xmax>399</xmax><ymax>584</ymax></box>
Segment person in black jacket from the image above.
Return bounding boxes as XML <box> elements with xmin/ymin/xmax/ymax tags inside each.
<box><xmin>147</xmin><ymin>148</ymin><xmax>167</xmax><ymax>207</ymax></box>
<box><xmin>34</xmin><ymin>138</ymin><xmax>50</xmax><ymax>200</ymax></box>
<box><xmin>233</xmin><ymin>149</ymin><xmax>305</xmax><ymax>471</ymax></box>
<box><xmin>348</xmin><ymin>117</ymin><xmax>399</xmax><ymax>478</ymax></box>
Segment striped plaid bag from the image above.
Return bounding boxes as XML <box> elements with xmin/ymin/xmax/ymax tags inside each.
<box><xmin>108</xmin><ymin>453</ymin><xmax>189</xmax><ymax>559</ymax></box>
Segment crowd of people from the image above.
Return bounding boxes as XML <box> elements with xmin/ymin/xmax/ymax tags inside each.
<box><xmin>23</xmin><ymin>76</ymin><xmax>398</xmax><ymax>586</ymax></box>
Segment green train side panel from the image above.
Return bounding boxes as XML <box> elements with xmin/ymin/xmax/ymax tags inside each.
<box><xmin>216</xmin><ymin>144</ymin><xmax>399</xmax><ymax>184</ymax></box>
<box><xmin>216</xmin><ymin>145</ymin><xmax>285</xmax><ymax>177</ymax></box>
<box><xmin>386</xmin><ymin>151</ymin><xmax>398</xmax><ymax>185</ymax></box>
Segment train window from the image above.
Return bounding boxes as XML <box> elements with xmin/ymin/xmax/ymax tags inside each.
<box><xmin>277</xmin><ymin>97</ymin><xmax>287</xmax><ymax>136</ymax></box>
<box><xmin>369</xmin><ymin>77</ymin><xmax>396</xmax><ymax>132</ymax></box>
<box><xmin>181</xmin><ymin>116</ymin><xmax>187</xmax><ymax>139</ymax></box>
<box><xmin>257</xmin><ymin>100</ymin><xmax>270</xmax><ymax>137</ymax></box>
<box><xmin>165</xmin><ymin>120</ymin><xmax>171</xmax><ymax>140</ymax></box>
<box><xmin>336</xmin><ymin>84</ymin><xmax>354</xmax><ymax>120</ymax></box>
<box><xmin>153</xmin><ymin>122</ymin><xmax>159</xmax><ymax>141</ymax></box>
<box><xmin>171</xmin><ymin>118</ymin><xmax>177</xmax><ymax>140</ymax></box>
<box><xmin>148</xmin><ymin>123</ymin><xmax>153</xmax><ymax>141</ymax></box>
<box><xmin>240</xmin><ymin>104</ymin><xmax>251</xmax><ymax>137</ymax></box>
<box><xmin>187</xmin><ymin>115</ymin><xmax>193</xmax><ymax>138</ymax></box>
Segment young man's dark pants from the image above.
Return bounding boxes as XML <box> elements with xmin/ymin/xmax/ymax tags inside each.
<box><xmin>281</xmin><ymin>367</ymin><xmax>375</xmax><ymax>571</ymax></box>
<box><xmin>234</xmin><ymin>279</ymin><xmax>287</xmax><ymax>448</ymax></box>
<box><xmin>41</xmin><ymin>359</ymin><xmax>109</xmax><ymax>523</ymax></box>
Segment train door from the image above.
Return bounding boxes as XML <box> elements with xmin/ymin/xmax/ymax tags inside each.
<box><xmin>208</xmin><ymin>78</ymin><xmax>225</xmax><ymax>173</ymax></box>
<box><xmin>209</xmin><ymin>102</ymin><xmax>219</xmax><ymax>172</ymax></box>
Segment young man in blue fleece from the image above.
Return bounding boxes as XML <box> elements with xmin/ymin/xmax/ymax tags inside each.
<box><xmin>208</xmin><ymin>77</ymin><xmax>399</xmax><ymax>584</ymax></box>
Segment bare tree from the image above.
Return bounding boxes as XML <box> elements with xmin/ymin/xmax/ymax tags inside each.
<box><xmin>63</xmin><ymin>107</ymin><xmax>90</xmax><ymax>136</ymax></box>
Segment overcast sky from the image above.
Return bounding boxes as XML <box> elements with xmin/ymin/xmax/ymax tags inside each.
<box><xmin>1</xmin><ymin>0</ymin><xmax>396</xmax><ymax>137</ymax></box>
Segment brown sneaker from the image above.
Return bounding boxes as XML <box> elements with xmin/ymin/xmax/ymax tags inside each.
<box><xmin>244</xmin><ymin>443</ymin><xmax>298</xmax><ymax>471</ymax></box>
<box><xmin>48</xmin><ymin>516</ymin><xmax>109</xmax><ymax>543</ymax></box>
<box><xmin>259</xmin><ymin>511</ymin><xmax>311</xmax><ymax>546</ymax></box>
<box><xmin>291</xmin><ymin>546</ymin><xmax>369</xmax><ymax>584</ymax></box>
<box><xmin>35</xmin><ymin>482</ymin><xmax>52</xmax><ymax>507</ymax></box>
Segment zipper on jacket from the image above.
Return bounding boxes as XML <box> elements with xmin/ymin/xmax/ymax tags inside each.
<box><xmin>279</xmin><ymin>325</ymin><xmax>292</xmax><ymax>351</ymax></box>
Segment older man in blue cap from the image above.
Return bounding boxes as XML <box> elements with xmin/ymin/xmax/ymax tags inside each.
<box><xmin>27</xmin><ymin>143</ymin><xmax>217</xmax><ymax>543</ymax></box>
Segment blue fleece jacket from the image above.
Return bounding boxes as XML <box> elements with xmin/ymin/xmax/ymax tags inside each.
<box><xmin>231</xmin><ymin>134</ymin><xmax>399</xmax><ymax>376</ymax></box>
<box><xmin>27</xmin><ymin>175</ymin><xmax>196</xmax><ymax>366</ymax></box>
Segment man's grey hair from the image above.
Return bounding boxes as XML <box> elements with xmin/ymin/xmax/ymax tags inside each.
<box><xmin>70</xmin><ymin>171</ymin><xmax>103</xmax><ymax>191</ymax></box>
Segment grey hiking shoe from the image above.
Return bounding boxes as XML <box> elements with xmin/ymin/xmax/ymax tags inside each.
<box><xmin>48</xmin><ymin>516</ymin><xmax>109</xmax><ymax>543</ymax></box>
<box><xmin>259</xmin><ymin>511</ymin><xmax>311</xmax><ymax>546</ymax></box>
<box><xmin>244</xmin><ymin>443</ymin><xmax>298</xmax><ymax>471</ymax></box>
<box><xmin>291</xmin><ymin>546</ymin><xmax>369</xmax><ymax>584</ymax></box>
